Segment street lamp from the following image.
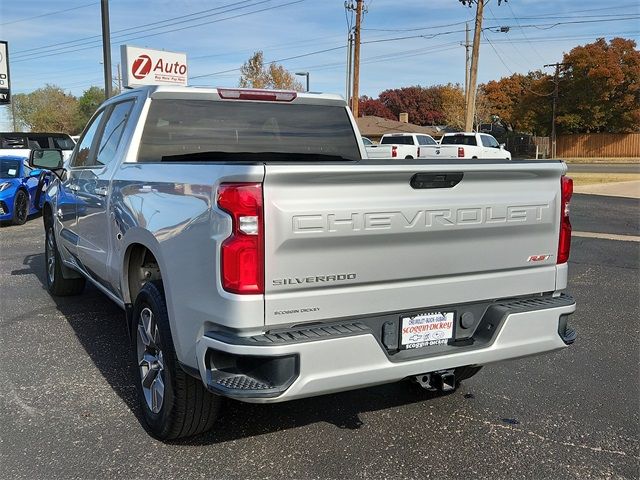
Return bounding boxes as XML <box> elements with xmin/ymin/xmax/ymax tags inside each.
<box><xmin>295</xmin><ymin>72</ymin><xmax>309</xmax><ymax>92</ymax></box>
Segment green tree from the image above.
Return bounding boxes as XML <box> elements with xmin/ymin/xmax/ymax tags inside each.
<box><xmin>12</xmin><ymin>85</ymin><xmax>78</xmax><ymax>133</ymax></box>
<box><xmin>238</xmin><ymin>51</ymin><xmax>303</xmax><ymax>90</ymax></box>
<box><xmin>75</xmin><ymin>86</ymin><xmax>105</xmax><ymax>132</ymax></box>
<box><xmin>439</xmin><ymin>84</ymin><xmax>466</xmax><ymax>129</ymax></box>
<box><xmin>480</xmin><ymin>72</ymin><xmax>553</xmax><ymax>134</ymax></box>
<box><xmin>558</xmin><ymin>37</ymin><xmax>640</xmax><ymax>133</ymax></box>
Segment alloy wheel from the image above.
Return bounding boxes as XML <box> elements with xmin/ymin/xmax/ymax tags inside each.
<box><xmin>46</xmin><ymin>227</ymin><xmax>55</xmax><ymax>284</ymax></box>
<box><xmin>15</xmin><ymin>192</ymin><xmax>28</xmax><ymax>223</ymax></box>
<box><xmin>136</xmin><ymin>307</ymin><xmax>165</xmax><ymax>414</ymax></box>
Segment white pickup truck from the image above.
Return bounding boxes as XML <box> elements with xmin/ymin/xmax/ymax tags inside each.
<box><xmin>437</xmin><ymin>132</ymin><xmax>512</xmax><ymax>160</ymax></box>
<box><xmin>365</xmin><ymin>133</ymin><xmax>439</xmax><ymax>159</ymax></box>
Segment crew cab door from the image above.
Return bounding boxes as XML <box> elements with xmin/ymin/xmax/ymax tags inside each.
<box><xmin>75</xmin><ymin>99</ymin><xmax>135</xmax><ymax>291</ymax></box>
<box><xmin>480</xmin><ymin>134</ymin><xmax>504</xmax><ymax>158</ymax></box>
<box><xmin>56</xmin><ymin>109</ymin><xmax>108</xmax><ymax>262</ymax></box>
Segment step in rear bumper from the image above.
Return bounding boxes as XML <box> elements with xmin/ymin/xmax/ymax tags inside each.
<box><xmin>195</xmin><ymin>296</ymin><xmax>576</xmax><ymax>403</ymax></box>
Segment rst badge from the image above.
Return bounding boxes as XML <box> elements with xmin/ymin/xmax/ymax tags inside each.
<box><xmin>527</xmin><ymin>254</ymin><xmax>551</xmax><ymax>262</ymax></box>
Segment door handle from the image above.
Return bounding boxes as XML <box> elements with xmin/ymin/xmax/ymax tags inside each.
<box><xmin>410</xmin><ymin>172</ymin><xmax>463</xmax><ymax>189</ymax></box>
<box><xmin>95</xmin><ymin>187</ymin><xmax>108</xmax><ymax>197</ymax></box>
<box><xmin>68</xmin><ymin>184</ymin><xmax>80</xmax><ymax>192</ymax></box>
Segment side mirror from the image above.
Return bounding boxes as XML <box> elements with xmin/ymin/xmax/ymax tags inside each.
<box><xmin>29</xmin><ymin>149</ymin><xmax>63</xmax><ymax>170</ymax></box>
<box><xmin>28</xmin><ymin>168</ymin><xmax>44</xmax><ymax>178</ymax></box>
<box><xmin>499</xmin><ymin>143</ymin><xmax>505</xmax><ymax>149</ymax></box>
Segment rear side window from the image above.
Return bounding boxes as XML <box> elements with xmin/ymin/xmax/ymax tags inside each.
<box><xmin>417</xmin><ymin>135</ymin><xmax>437</xmax><ymax>145</ymax></box>
<box><xmin>481</xmin><ymin>135</ymin><xmax>499</xmax><ymax>148</ymax></box>
<box><xmin>381</xmin><ymin>135</ymin><xmax>414</xmax><ymax>145</ymax></box>
<box><xmin>137</xmin><ymin>100</ymin><xmax>361</xmax><ymax>162</ymax></box>
<box><xmin>52</xmin><ymin>136</ymin><xmax>76</xmax><ymax>150</ymax></box>
<box><xmin>440</xmin><ymin>135</ymin><xmax>477</xmax><ymax>146</ymax></box>
<box><xmin>25</xmin><ymin>135</ymin><xmax>50</xmax><ymax>148</ymax></box>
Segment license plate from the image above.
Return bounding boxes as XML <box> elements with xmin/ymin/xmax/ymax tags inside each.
<box><xmin>400</xmin><ymin>311</ymin><xmax>455</xmax><ymax>349</ymax></box>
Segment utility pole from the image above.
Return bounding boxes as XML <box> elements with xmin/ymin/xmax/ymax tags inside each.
<box><xmin>544</xmin><ymin>62</ymin><xmax>567</xmax><ymax>158</ymax></box>
<box><xmin>345</xmin><ymin>32</ymin><xmax>353</xmax><ymax>106</ymax></box>
<box><xmin>351</xmin><ymin>0</ymin><xmax>363</xmax><ymax>117</ymax></box>
<box><xmin>464</xmin><ymin>0</ymin><xmax>484</xmax><ymax>132</ymax></box>
<box><xmin>101</xmin><ymin>0</ymin><xmax>112</xmax><ymax>99</ymax></box>
<box><xmin>462</xmin><ymin>22</ymin><xmax>471</xmax><ymax>119</ymax></box>
<box><xmin>116</xmin><ymin>63</ymin><xmax>122</xmax><ymax>93</ymax></box>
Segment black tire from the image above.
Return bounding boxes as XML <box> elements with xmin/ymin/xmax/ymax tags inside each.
<box><xmin>132</xmin><ymin>281</ymin><xmax>221</xmax><ymax>440</ymax></box>
<box><xmin>45</xmin><ymin>223</ymin><xmax>86</xmax><ymax>296</ymax></box>
<box><xmin>12</xmin><ymin>189</ymin><xmax>29</xmax><ymax>225</ymax></box>
<box><xmin>405</xmin><ymin>155</ymin><xmax>414</xmax><ymax>159</ymax></box>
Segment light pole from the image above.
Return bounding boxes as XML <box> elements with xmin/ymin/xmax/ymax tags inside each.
<box><xmin>101</xmin><ymin>0</ymin><xmax>112</xmax><ymax>99</ymax></box>
<box><xmin>295</xmin><ymin>72</ymin><xmax>309</xmax><ymax>92</ymax></box>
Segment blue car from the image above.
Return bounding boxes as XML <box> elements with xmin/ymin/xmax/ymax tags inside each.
<box><xmin>0</xmin><ymin>155</ymin><xmax>52</xmax><ymax>225</ymax></box>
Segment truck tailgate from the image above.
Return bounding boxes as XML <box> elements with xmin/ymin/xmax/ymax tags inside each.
<box><xmin>263</xmin><ymin>161</ymin><xmax>565</xmax><ymax>326</ymax></box>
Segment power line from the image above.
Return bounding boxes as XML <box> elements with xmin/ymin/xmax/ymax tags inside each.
<box><xmin>12</xmin><ymin>0</ymin><xmax>277</xmax><ymax>58</ymax></box>
<box><xmin>190</xmin><ymin>45</ymin><xmax>346</xmax><ymax>80</ymax></box>
<box><xmin>486</xmin><ymin>4</ymin><xmax>530</xmax><ymax>71</ymax></box>
<box><xmin>528</xmin><ymin>16</ymin><xmax>640</xmax><ymax>30</ymax></box>
<box><xmin>362</xmin><ymin>29</ymin><xmax>466</xmax><ymax>45</ymax></box>
<box><xmin>505</xmin><ymin>1</ymin><xmax>546</xmax><ymax>63</ymax></box>
<box><xmin>12</xmin><ymin>0</ymin><xmax>307</xmax><ymax>63</ymax></box>
<box><xmin>363</xmin><ymin>20</ymin><xmax>471</xmax><ymax>32</ymax></box>
<box><xmin>482</xmin><ymin>31</ymin><xmax>553</xmax><ymax>97</ymax></box>
<box><xmin>14</xmin><ymin>0</ymin><xmax>258</xmax><ymax>55</ymax></box>
<box><xmin>0</xmin><ymin>2</ymin><xmax>98</xmax><ymax>26</ymax></box>
<box><xmin>363</xmin><ymin>12</ymin><xmax>639</xmax><ymax>34</ymax></box>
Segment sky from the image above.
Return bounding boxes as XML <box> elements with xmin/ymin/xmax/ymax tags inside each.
<box><xmin>0</xmin><ymin>0</ymin><xmax>638</xmax><ymax>130</ymax></box>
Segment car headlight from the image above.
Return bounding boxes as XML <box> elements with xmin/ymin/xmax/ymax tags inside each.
<box><xmin>0</xmin><ymin>182</ymin><xmax>12</xmax><ymax>192</ymax></box>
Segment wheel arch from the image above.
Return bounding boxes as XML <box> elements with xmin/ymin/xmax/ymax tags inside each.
<box><xmin>122</xmin><ymin>240</ymin><xmax>165</xmax><ymax>306</ymax></box>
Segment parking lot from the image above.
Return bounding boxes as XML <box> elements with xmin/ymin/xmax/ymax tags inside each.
<box><xmin>0</xmin><ymin>193</ymin><xmax>638</xmax><ymax>479</ymax></box>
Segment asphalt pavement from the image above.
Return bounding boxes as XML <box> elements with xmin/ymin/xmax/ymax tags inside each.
<box><xmin>567</xmin><ymin>163</ymin><xmax>640</xmax><ymax>174</ymax></box>
<box><xmin>0</xmin><ymin>194</ymin><xmax>638</xmax><ymax>480</ymax></box>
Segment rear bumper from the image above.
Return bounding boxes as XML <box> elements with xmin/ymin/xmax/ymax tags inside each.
<box><xmin>195</xmin><ymin>295</ymin><xmax>576</xmax><ymax>403</ymax></box>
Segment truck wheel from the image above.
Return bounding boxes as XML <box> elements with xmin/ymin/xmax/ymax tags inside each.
<box><xmin>132</xmin><ymin>281</ymin><xmax>221</xmax><ymax>440</ymax></box>
<box><xmin>12</xmin><ymin>190</ymin><xmax>29</xmax><ymax>225</ymax></box>
<box><xmin>45</xmin><ymin>224</ymin><xmax>86</xmax><ymax>296</ymax></box>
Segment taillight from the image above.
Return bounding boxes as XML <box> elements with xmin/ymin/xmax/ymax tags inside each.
<box><xmin>392</xmin><ymin>145</ymin><xmax>397</xmax><ymax>158</ymax></box>
<box><xmin>558</xmin><ymin>176</ymin><xmax>573</xmax><ymax>264</ymax></box>
<box><xmin>457</xmin><ymin>146</ymin><xmax>465</xmax><ymax>158</ymax></box>
<box><xmin>217</xmin><ymin>183</ymin><xmax>264</xmax><ymax>294</ymax></box>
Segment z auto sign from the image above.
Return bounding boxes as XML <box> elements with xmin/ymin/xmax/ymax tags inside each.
<box><xmin>121</xmin><ymin>45</ymin><xmax>188</xmax><ymax>88</ymax></box>
<box><xmin>0</xmin><ymin>41</ymin><xmax>10</xmax><ymax>105</ymax></box>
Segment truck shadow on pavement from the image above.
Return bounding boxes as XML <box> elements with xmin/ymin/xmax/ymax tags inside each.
<box><xmin>18</xmin><ymin>252</ymin><xmax>453</xmax><ymax>445</ymax></box>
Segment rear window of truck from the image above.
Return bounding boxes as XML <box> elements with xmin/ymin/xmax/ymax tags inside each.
<box><xmin>380</xmin><ymin>135</ymin><xmax>414</xmax><ymax>145</ymax></box>
<box><xmin>440</xmin><ymin>135</ymin><xmax>478</xmax><ymax>146</ymax></box>
<box><xmin>137</xmin><ymin>99</ymin><xmax>361</xmax><ymax>162</ymax></box>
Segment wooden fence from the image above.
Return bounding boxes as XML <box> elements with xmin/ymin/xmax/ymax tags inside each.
<box><xmin>556</xmin><ymin>133</ymin><xmax>640</xmax><ymax>158</ymax></box>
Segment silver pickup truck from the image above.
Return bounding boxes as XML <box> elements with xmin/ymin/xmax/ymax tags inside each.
<box><xmin>34</xmin><ymin>86</ymin><xmax>576</xmax><ymax>440</ymax></box>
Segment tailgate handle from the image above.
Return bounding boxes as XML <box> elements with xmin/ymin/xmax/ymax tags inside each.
<box><xmin>410</xmin><ymin>172</ymin><xmax>463</xmax><ymax>189</ymax></box>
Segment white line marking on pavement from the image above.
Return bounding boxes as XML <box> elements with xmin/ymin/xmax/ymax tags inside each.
<box><xmin>573</xmin><ymin>231</ymin><xmax>640</xmax><ymax>242</ymax></box>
